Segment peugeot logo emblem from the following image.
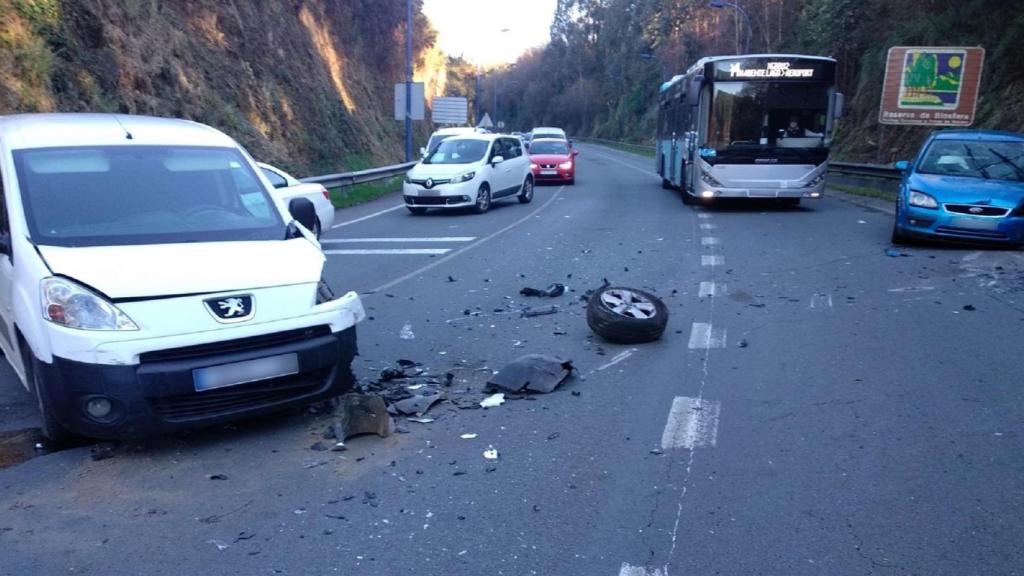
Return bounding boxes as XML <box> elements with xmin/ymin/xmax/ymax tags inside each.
<box><xmin>424</xmin><ymin>178</ymin><xmax>434</xmax><ymax>189</ymax></box>
<box><xmin>204</xmin><ymin>294</ymin><xmax>255</xmax><ymax>323</ymax></box>
<box><xmin>968</xmin><ymin>206</ymin><xmax>984</xmax><ymax>214</ymax></box>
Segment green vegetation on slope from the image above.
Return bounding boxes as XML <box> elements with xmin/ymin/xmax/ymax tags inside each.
<box><xmin>0</xmin><ymin>0</ymin><xmax>442</xmax><ymax>176</ymax></box>
<box><xmin>499</xmin><ymin>0</ymin><xmax>1024</xmax><ymax>162</ymax></box>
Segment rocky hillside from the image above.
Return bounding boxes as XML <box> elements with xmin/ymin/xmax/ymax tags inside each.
<box><xmin>0</xmin><ymin>0</ymin><xmax>450</xmax><ymax>175</ymax></box>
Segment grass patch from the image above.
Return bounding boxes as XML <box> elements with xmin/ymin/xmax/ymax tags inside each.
<box><xmin>329</xmin><ymin>175</ymin><xmax>403</xmax><ymax>209</ymax></box>
<box><xmin>829</xmin><ymin>182</ymin><xmax>898</xmax><ymax>202</ymax></box>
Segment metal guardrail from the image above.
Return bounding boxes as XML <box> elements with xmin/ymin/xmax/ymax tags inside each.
<box><xmin>574</xmin><ymin>136</ymin><xmax>656</xmax><ymax>152</ymax></box>
<box><xmin>577</xmin><ymin>136</ymin><xmax>903</xmax><ymax>180</ymax></box>
<box><xmin>829</xmin><ymin>161</ymin><xmax>902</xmax><ymax>181</ymax></box>
<box><xmin>300</xmin><ymin>161</ymin><xmax>417</xmax><ymax>189</ymax></box>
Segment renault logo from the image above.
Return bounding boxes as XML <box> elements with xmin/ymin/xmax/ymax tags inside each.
<box><xmin>424</xmin><ymin>178</ymin><xmax>434</xmax><ymax>189</ymax></box>
<box><xmin>968</xmin><ymin>206</ymin><xmax>984</xmax><ymax>214</ymax></box>
<box><xmin>204</xmin><ymin>294</ymin><xmax>255</xmax><ymax>323</ymax></box>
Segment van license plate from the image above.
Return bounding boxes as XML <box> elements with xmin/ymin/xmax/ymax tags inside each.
<box><xmin>193</xmin><ymin>354</ymin><xmax>299</xmax><ymax>392</ymax></box>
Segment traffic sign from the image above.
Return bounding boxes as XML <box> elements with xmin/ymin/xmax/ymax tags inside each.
<box><xmin>432</xmin><ymin>97</ymin><xmax>468</xmax><ymax>125</ymax></box>
<box><xmin>477</xmin><ymin>113</ymin><xmax>493</xmax><ymax>128</ymax></box>
<box><xmin>879</xmin><ymin>46</ymin><xmax>984</xmax><ymax>126</ymax></box>
<box><xmin>394</xmin><ymin>82</ymin><xmax>425</xmax><ymax>121</ymax></box>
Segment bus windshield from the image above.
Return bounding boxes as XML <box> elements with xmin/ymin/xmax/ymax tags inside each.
<box><xmin>707</xmin><ymin>82</ymin><xmax>831</xmax><ymax>150</ymax></box>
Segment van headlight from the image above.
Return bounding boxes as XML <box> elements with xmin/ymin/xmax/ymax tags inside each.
<box><xmin>41</xmin><ymin>277</ymin><xmax>138</xmax><ymax>331</ymax></box>
<box><xmin>453</xmin><ymin>171</ymin><xmax>476</xmax><ymax>183</ymax></box>
<box><xmin>404</xmin><ymin>175</ymin><xmax>413</xmax><ymax>184</ymax></box>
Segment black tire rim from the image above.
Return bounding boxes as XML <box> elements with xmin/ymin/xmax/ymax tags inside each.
<box><xmin>600</xmin><ymin>289</ymin><xmax>657</xmax><ymax>319</ymax></box>
<box><xmin>477</xmin><ymin>187</ymin><xmax>491</xmax><ymax>211</ymax></box>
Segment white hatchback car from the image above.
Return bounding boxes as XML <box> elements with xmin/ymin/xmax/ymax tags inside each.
<box><xmin>257</xmin><ymin>162</ymin><xmax>335</xmax><ymax>237</ymax></box>
<box><xmin>0</xmin><ymin>113</ymin><xmax>365</xmax><ymax>440</ymax></box>
<box><xmin>403</xmin><ymin>134</ymin><xmax>534</xmax><ymax>214</ymax></box>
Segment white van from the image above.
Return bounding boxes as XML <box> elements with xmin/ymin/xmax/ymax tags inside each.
<box><xmin>0</xmin><ymin>114</ymin><xmax>365</xmax><ymax>440</ymax></box>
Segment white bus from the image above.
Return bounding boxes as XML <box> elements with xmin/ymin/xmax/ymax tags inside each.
<box><xmin>656</xmin><ymin>54</ymin><xmax>844</xmax><ymax>205</ymax></box>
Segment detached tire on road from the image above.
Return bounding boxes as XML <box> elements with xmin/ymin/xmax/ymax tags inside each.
<box><xmin>586</xmin><ymin>287</ymin><xmax>668</xmax><ymax>344</ymax></box>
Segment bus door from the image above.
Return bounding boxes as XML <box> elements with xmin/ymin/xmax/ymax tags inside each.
<box><xmin>688</xmin><ymin>84</ymin><xmax>711</xmax><ymax>194</ymax></box>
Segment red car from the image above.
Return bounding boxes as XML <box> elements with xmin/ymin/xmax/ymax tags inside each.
<box><xmin>528</xmin><ymin>138</ymin><xmax>578</xmax><ymax>184</ymax></box>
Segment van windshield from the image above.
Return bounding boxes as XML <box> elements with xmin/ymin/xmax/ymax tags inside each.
<box><xmin>13</xmin><ymin>146</ymin><xmax>286</xmax><ymax>247</ymax></box>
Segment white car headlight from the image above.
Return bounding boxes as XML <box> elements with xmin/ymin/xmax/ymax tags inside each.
<box><xmin>909</xmin><ymin>190</ymin><xmax>938</xmax><ymax>209</ymax></box>
<box><xmin>453</xmin><ymin>171</ymin><xmax>476</xmax><ymax>183</ymax></box>
<box><xmin>41</xmin><ymin>277</ymin><xmax>138</xmax><ymax>331</ymax></box>
<box><xmin>559</xmin><ymin>161</ymin><xmax>573</xmax><ymax>169</ymax></box>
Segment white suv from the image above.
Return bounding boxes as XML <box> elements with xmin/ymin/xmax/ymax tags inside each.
<box><xmin>403</xmin><ymin>134</ymin><xmax>534</xmax><ymax>214</ymax></box>
<box><xmin>0</xmin><ymin>113</ymin><xmax>365</xmax><ymax>440</ymax></box>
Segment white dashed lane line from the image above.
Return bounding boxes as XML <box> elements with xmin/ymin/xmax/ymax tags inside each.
<box><xmin>701</xmin><ymin>255</ymin><xmax>724</xmax><ymax>266</ymax></box>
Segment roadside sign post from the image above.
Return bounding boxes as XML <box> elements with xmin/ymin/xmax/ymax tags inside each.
<box><xmin>404</xmin><ymin>0</ymin><xmax>413</xmax><ymax>162</ymax></box>
<box><xmin>394</xmin><ymin>83</ymin><xmax>425</xmax><ymax>121</ymax></box>
<box><xmin>879</xmin><ymin>46</ymin><xmax>985</xmax><ymax>127</ymax></box>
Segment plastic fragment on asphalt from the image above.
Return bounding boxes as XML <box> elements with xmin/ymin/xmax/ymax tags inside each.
<box><xmin>408</xmin><ymin>417</ymin><xmax>435</xmax><ymax>424</ymax></box>
<box><xmin>460</xmin><ymin>433</ymin><xmax>478</xmax><ymax>439</ymax></box>
<box><xmin>338</xmin><ymin>394</ymin><xmax>393</xmax><ymax>439</ymax></box>
<box><xmin>480</xmin><ymin>393</ymin><xmax>506</xmax><ymax>408</ymax></box>
<box><xmin>963</xmin><ymin>304</ymin><xmax>976</xmax><ymax>311</ymax></box>
<box><xmin>520</xmin><ymin>283</ymin><xmax>567</xmax><ymax>298</ymax></box>
<box><xmin>400</xmin><ymin>322</ymin><xmax>415</xmax><ymax>340</ymax></box>
<box><xmin>206</xmin><ymin>540</ymin><xmax>230</xmax><ymax>551</ymax></box>
<box><xmin>737</xmin><ymin>338</ymin><xmax>749</xmax><ymax>348</ymax></box>
<box><xmin>486</xmin><ymin>354</ymin><xmax>574</xmax><ymax>394</ymax></box>
<box><xmin>207</xmin><ymin>474</ymin><xmax>228</xmax><ymax>480</ymax></box>
<box><xmin>885</xmin><ymin>248</ymin><xmax>910</xmax><ymax>257</ymax></box>
<box><xmin>389</xmin><ymin>394</ymin><xmax>442</xmax><ymax>416</ymax></box>
<box><xmin>483</xmin><ymin>446</ymin><xmax>499</xmax><ymax>460</ymax></box>
<box><xmin>522</xmin><ymin>305</ymin><xmax>559</xmax><ymax>318</ymax></box>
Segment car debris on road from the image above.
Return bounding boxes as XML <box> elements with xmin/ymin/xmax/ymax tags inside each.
<box><xmin>486</xmin><ymin>354</ymin><xmax>574</xmax><ymax>394</ymax></box>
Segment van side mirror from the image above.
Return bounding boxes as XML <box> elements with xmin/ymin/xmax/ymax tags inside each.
<box><xmin>894</xmin><ymin>160</ymin><xmax>909</xmax><ymax>172</ymax></box>
<box><xmin>288</xmin><ymin>197</ymin><xmax>317</xmax><ymax>233</ymax></box>
<box><xmin>572</xmin><ymin>149</ymin><xmax>580</xmax><ymax>157</ymax></box>
<box><xmin>490</xmin><ymin>155</ymin><xmax>505</xmax><ymax>165</ymax></box>
<box><xmin>420</xmin><ymin>147</ymin><xmax>428</xmax><ymax>157</ymax></box>
<box><xmin>833</xmin><ymin>92</ymin><xmax>845</xmax><ymax>119</ymax></box>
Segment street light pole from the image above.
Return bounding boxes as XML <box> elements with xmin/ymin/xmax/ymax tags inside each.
<box><xmin>404</xmin><ymin>0</ymin><xmax>413</xmax><ymax>161</ymax></box>
<box><xmin>709</xmin><ymin>0</ymin><xmax>752</xmax><ymax>54</ymax></box>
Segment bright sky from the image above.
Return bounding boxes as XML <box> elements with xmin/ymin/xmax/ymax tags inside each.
<box><xmin>422</xmin><ymin>0</ymin><xmax>557</xmax><ymax>67</ymax></box>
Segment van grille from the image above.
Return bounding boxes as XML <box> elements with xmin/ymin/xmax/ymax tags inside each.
<box><xmin>149</xmin><ymin>368</ymin><xmax>331</xmax><ymax>422</ymax></box>
<box><xmin>139</xmin><ymin>326</ymin><xmax>331</xmax><ymax>364</ymax></box>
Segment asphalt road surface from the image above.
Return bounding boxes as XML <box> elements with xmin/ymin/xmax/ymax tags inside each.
<box><xmin>2</xmin><ymin>144</ymin><xmax>1022</xmax><ymax>575</ymax></box>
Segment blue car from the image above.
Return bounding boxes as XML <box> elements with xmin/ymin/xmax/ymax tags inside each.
<box><xmin>892</xmin><ymin>130</ymin><xmax>1024</xmax><ymax>247</ymax></box>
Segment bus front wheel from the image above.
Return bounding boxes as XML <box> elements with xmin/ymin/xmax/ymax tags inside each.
<box><xmin>661</xmin><ymin>178</ymin><xmax>672</xmax><ymax>190</ymax></box>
